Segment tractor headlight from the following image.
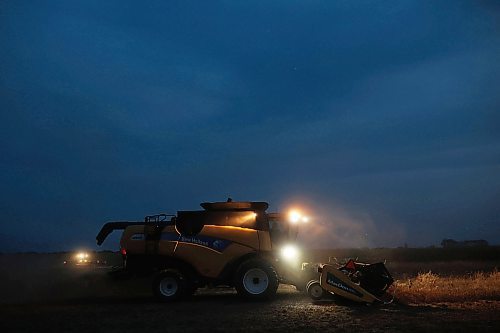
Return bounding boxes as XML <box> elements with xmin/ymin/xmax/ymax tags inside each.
<box><xmin>281</xmin><ymin>245</ymin><xmax>300</xmax><ymax>262</ymax></box>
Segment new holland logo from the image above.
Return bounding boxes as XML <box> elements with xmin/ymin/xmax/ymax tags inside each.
<box><xmin>160</xmin><ymin>233</ymin><xmax>232</xmax><ymax>253</ymax></box>
<box><xmin>326</xmin><ymin>272</ymin><xmax>363</xmax><ymax>297</ymax></box>
<box><xmin>180</xmin><ymin>235</ymin><xmax>231</xmax><ymax>252</ymax></box>
<box><xmin>179</xmin><ymin>236</ymin><xmax>210</xmax><ymax>247</ymax></box>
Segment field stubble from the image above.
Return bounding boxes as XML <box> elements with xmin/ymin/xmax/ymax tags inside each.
<box><xmin>394</xmin><ymin>270</ymin><xmax>500</xmax><ymax>304</ymax></box>
<box><xmin>1</xmin><ymin>251</ymin><xmax>500</xmax><ymax>332</ymax></box>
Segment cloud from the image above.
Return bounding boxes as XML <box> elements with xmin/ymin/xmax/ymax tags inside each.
<box><xmin>0</xmin><ymin>0</ymin><xmax>499</xmax><ymax>250</ymax></box>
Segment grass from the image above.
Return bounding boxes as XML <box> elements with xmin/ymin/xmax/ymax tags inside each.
<box><xmin>394</xmin><ymin>270</ymin><xmax>500</xmax><ymax>304</ymax></box>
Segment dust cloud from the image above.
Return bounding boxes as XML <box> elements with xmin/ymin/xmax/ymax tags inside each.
<box><xmin>292</xmin><ymin>200</ymin><xmax>406</xmax><ymax>249</ymax></box>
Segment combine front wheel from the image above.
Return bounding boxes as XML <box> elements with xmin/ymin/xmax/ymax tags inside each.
<box><xmin>235</xmin><ymin>259</ymin><xmax>278</xmax><ymax>300</ymax></box>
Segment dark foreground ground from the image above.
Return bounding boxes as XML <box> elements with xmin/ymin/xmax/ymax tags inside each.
<box><xmin>2</xmin><ymin>286</ymin><xmax>499</xmax><ymax>333</ymax></box>
<box><xmin>1</xmin><ymin>252</ymin><xmax>499</xmax><ymax>333</ymax></box>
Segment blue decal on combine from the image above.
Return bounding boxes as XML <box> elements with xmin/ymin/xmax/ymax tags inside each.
<box><xmin>160</xmin><ymin>233</ymin><xmax>231</xmax><ymax>253</ymax></box>
<box><xmin>326</xmin><ymin>272</ymin><xmax>363</xmax><ymax>298</ymax></box>
<box><xmin>161</xmin><ymin>233</ymin><xmax>180</xmax><ymax>241</ymax></box>
<box><xmin>131</xmin><ymin>233</ymin><xmax>145</xmax><ymax>240</ymax></box>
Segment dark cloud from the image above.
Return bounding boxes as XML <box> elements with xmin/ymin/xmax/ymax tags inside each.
<box><xmin>1</xmin><ymin>1</ymin><xmax>499</xmax><ymax>251</ymax></box>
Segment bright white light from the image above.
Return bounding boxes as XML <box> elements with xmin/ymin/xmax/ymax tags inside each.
<box><xmin>289</xmin><ymin>210</ymin><xmax>301</xmax><ymax>224</ymax></box>
<box><xmin>76</xmin><ymin>252</ymin><xmax>89</xmax><ymax>260</ymax></box>
<box><xmin>281</xmin><ymin>245</ymin><xmax>299</xmax><ymax>261</ymax></box>
<box><xmin>288</xmin><ymin>210</ymin><xmax>310</xmax><ymax>224</ymax></box>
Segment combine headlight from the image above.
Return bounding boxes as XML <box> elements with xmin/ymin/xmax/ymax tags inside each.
<box><xmin>288</xmin><ymin>209</ymin><xmax>310</xmax><ymax>224</ymax></box>
<box><xmin>289</xmin><ymin>211</ymin><xmax>301</xmax><ymax>224</ymax></box>
<box><xmin>281</xmin><ymin>245</ymin><xmax>299</xmax><ymax>261</ymax></box>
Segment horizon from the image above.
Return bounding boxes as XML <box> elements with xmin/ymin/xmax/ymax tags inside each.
<box><xmin>3</xmin><ymin>242</ymin><xmax>500</xmax><ymax>255</ymax></box>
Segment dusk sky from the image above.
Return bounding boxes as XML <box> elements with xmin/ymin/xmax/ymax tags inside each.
<box><xmin>1</xmin><ymin>1</ymin><xmax>499</xmax><ymax>252</ymax></box>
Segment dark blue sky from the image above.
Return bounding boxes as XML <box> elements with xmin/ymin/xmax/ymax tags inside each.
<box><xmin>1</xmin><ymin>1</ymin><xmax>499</xmax><ymax>252</ymax></box>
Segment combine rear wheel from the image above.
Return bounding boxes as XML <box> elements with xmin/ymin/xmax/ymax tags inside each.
<box><xmin>152</xmin><ymin>270</ymin><xmax>187</xmax><ymax>302</ymax></box>
<box><xmin>234</xmin><ymin>259</ymin><xmax>278</xmax><ymax>300</ymax></box>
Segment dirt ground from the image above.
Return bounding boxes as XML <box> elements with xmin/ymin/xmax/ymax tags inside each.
<box><xmin>1</xmin><ymin>253</ymin><xmax>499</xmax><ymax>333</ymax></box>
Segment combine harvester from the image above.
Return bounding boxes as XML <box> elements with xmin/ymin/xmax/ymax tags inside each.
<box><xmin>96</xmin><ymin>199</ymin><xmax>394</xmax><ymax>304</ymax></box>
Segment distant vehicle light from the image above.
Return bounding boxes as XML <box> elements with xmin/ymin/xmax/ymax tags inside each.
<box><xmin>76</xmin><ymin>252</ymin><xmax>88</xmax><ymax>259</ymax></box>
<box><xmin>63</xmin><ymin>250</ymin><xmax>107</xmax><ymax>267</ymax></box>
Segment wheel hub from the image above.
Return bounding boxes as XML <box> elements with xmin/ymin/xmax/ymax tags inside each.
<box><xmin>159</xmin><ymin>276</ymin><xmax>178</xmax><ymax>297</ymax></box>
<box><xmin>243</xmin><ymin>268</ymin><xmax>269</xmax><ymax>295</ymax></box>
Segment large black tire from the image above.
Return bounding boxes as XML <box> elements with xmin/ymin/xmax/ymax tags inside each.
<box><xmin>234</xmin><ymin>259</ymin><xmax>279</xmax><ymax>300</ymax></box>
<box><xmin>152</xmin><ymin>269</ymin><xmax>188</xmax><ymax>302</ymax></box>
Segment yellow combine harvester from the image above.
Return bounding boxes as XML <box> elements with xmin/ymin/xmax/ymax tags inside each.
<box><xmin>97</xmin><ymin>200</ymin><xmax>308</xmax><ymax>301</ymax></box>
<box><xmin>97</xmin><ymin>199</ymin><xmax>394</xmax><ymax>303</ymax></box>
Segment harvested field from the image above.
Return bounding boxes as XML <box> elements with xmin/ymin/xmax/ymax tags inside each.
<box><xmin>1</xmin><ymin>251</ymin><xmax>499</xmax><ymax>332</ymax></box>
